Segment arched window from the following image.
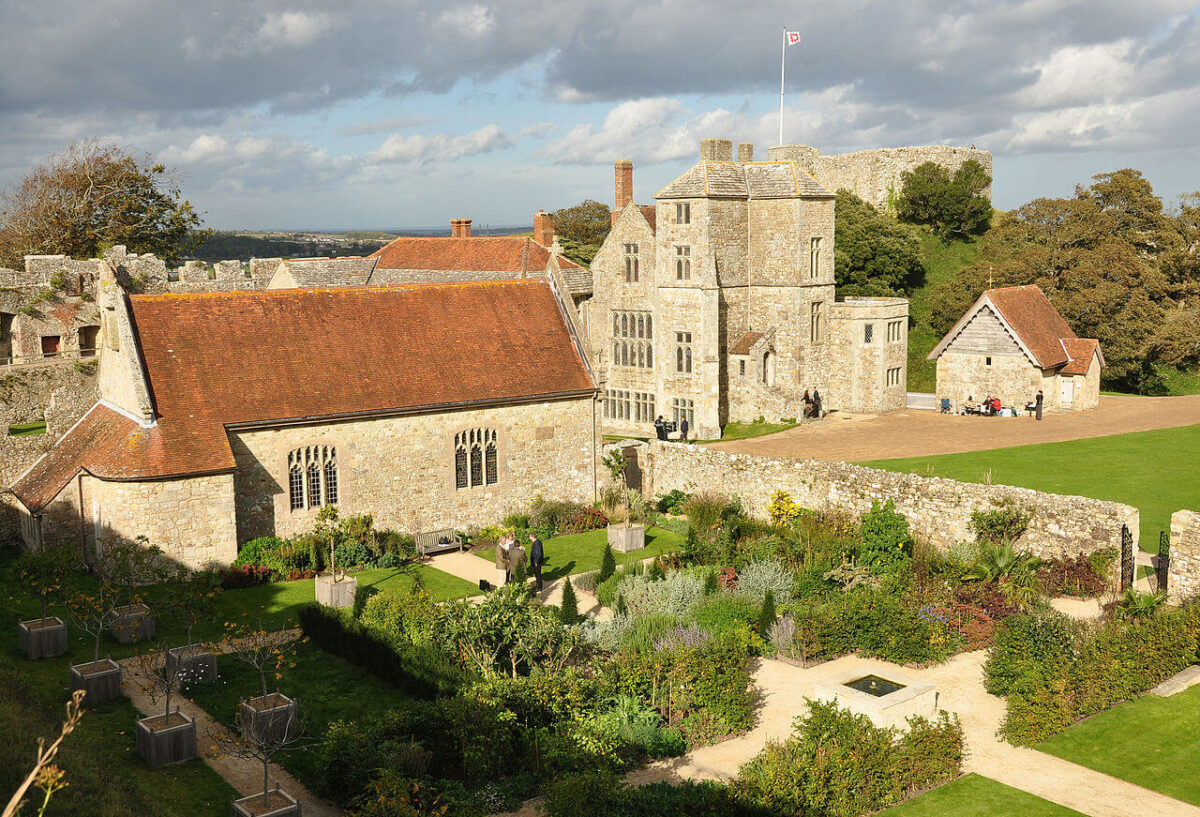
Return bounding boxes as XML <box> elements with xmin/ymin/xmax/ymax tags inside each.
<box><xmin>288</xmin><ymin>445</ymin><xmax>338</xmax><ymax>512</ymax></box>
<box><xmin>289</xmin><ymin>463</ymin><xmax>303</xmax><ymax>511</ymax></box>
<box><xmin>307</xmin><ymin>462</ymin><xmax>321</xmax><ymax>507</ymax></box>
<box><xmin>455</xmin><ymin>429</ymin><xmax>499</xmax><ymax>490</ymax></box>
<box><xmin>324</xmin><ymin>456</ymin><xmax>338</xmax><ymax>505</ymax></box>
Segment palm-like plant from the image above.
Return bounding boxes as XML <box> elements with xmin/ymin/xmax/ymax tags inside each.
<box><xmin>1115</xmin><ymin>588</ymin><xmax>1167</xmax><ymax>621</ymax></box>
<box><xmin>964</xmin><ymin>542</ymin><xmax>1041</xmax><ymax>608</ymax></box>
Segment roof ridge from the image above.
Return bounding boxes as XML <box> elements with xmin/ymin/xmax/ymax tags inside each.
<box><xmin>130</xmin><ymin>279</ymin><xmax>547</xmax><ymax>301</ymax></box>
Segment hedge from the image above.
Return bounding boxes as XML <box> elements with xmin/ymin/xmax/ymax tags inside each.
<box><xmin>297</xmin><ymin>602</ymin><xmax>465</xmax><ymax>698</ymax></box>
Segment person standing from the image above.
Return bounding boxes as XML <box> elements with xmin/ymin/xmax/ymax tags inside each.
<box><xmin>508</xmin><ymin>539</ymin><xmax>527</xmax><ymax>585</ymax></box>
<box><xmin>654</xmin><ymin>415</ymin><xmax>667</xmax><ymax>441</ymax></box>
<box><xmin>1035</xmin><ymin>389</ymin><xmax>1044</xmax><ymax>421</ymax></box>
<box><xmin>812</xmin><ymin>389</ymin><xmax>823</xmax><ymax>419</ymax></box>
<box><xmin>495</xmin><ymin>533</ymin><xmax>510</xmax><ymax>587</ymax></box>
<box><xmin>679</xmin><ymin>415</ymin><xmax>689</xmax><ymax>443</ymax></box>
<box><xmin>802</xmin><ymin>390</ymin><xmax>813</xmax><ymax>419</ymax></box>
<box><xmin>528</xmin><ymin>532</ymin><xmax>544</xmax><ymax>591</ymax></box>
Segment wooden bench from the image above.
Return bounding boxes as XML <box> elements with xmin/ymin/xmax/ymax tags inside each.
<box><xmin>415</xmin><ymin>528</ymin><xmax>463</xmax><ymax>557</ymax></box>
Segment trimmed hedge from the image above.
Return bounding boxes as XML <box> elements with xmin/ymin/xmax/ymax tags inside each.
<box><xmin>297</xmin><ymin>602</ymin><xmax>465</xmax><ymax>697</ymax></box>
<box><xmin>542</xmin><ymin>771</ymin><xmax>772</xmax><ymax>817</ymax></box>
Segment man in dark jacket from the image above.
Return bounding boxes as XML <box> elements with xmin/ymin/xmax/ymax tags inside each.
<box><xmin>679</xmin><ymin>416</ymin><xmax>689</xmax><ymax>442</ymax></box>
<box><xmin>528</xmin><ymin>533</ymin><xmax>545</xmax><ymax>591</ymax></box>
<box><xmin>1035</xmin><ymin>390</ymin><xmax>1044</xmax><ymax>421</ymax></box>
<box><xmin>654</xmin><ymin>415</ymin><xmax>667</xmax><ymax>441</ymax></box>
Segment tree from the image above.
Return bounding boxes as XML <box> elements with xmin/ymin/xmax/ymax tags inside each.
<box><xmin>158</xmin><ymin>566</ymin><xmax>221</xmax><ymax>647</ymax></box>
<box><xmin>757</xmin><ymin>590</ymin><xmax>777</xmax><ymax>634</ymax></box>
<box><xmin>1148</xmin><ymin>305</ymin><xmax>1200</xmax><ymax>368</ymax></box>
<box><xmin>834</xmin><ymin>190</ymin><xmax>926</xmax><ymax>296</ymax></box>
<box><xmin>224</xmin><ymin>621</ymin><xmax>300</xmax><ymax>704</ymax></box>
<box><xmin>598</xmin><ymin>544</ymin><xmax>617</xmax><ymax>584</ymax></box>
<box><xmin>209</xmin><ymin>708</ymin><xmax>308</xmax><ymax>815</ymax></box>
<box><xmin>64</xmin><ymin>582</ymin><xmax>123</xmax><ymax>665</ymax></box>
<box><xmin>558</xmin><ymin>577</ymin><xmax>580</xmax><ymax>625</ymax></box>
<box><xmin>551</xmin><ymin>199</ymin><xmax>611</xmax><ymax>266</ymax></box>
<box><xmin>1077</xmin><ymin>169</ymin><xmax>1176</xmax><ymax>256</ymax></box>
<box><xmin>16</xmin><ymin>542</ymin><xmax>77</xmax><ymax>624</ymax></box>
<box><xmin>129</xmin><ymin>643</ymin><xmax>193</xmax><ymax>719</ymax></box>
<box><xmin>0</xmin><ymin>140</ymin><xmax>207</xmax><ymax>269</ymax></box>
<box><xmin>897</xmin><ymin>160</ymin><xmax>992</xmax><ymax>238</ymax></box>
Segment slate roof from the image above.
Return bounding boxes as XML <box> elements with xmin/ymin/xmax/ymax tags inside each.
<box><xmin>656</xmin><ymin>161</ymin><xmax>833</xmax><ymax>200</ymax></box>
<box><xmin>556</xmin><ymin>256</ymin><xmax>593</xmax><ymax>296</ymax></box>
<box><xmin>370</xmin><ymin>236</ymin><xmax>552</xmax><ymax>274</ymax></box>
<box><xmin>928</xmin><ymin>284</ymin><xmax>1103</xmax><ymax>373</ymax></box>
<box><xmin>277</xmin><ymin>257</ymin><xmax>378</xmax><ymax>287</ymax></box>
<box><xmin>11</xmin><ymin>281</ymin><xmax>595</xmax><ymax>508</ymax></box>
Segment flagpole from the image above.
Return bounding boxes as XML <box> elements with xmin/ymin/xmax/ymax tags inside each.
<box><xmin>779</xmin><ymin>27</ymin><xmax>786</xmax><ymax>146</ymax></box>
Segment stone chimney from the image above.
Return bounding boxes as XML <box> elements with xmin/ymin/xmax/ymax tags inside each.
<box><xmin>450</xmin><ymin>218</ymin><xmax>473</xmax><ymax>238</ymax></box>
<box><xmin>737</xmin><ymin>142</ymin><xmax>754</xmax><ymax>163</ymax></box>
<box><xmin>700</xmin><ymin>138</ymin><xmax>734</xmax><ymax>162</ymax></box>
<box><xmin>766</xmin><ymin>144</ymin><xmax>820</xmax><ymax>173</ymax></box>
<box><xmin>534</xmin><ymin>210</ymin><xmax>555</xmax><ymax>247</ymax></box>
<box><xmin>613</xmin><ymin>159</ymin><xmax>633</xmax><ymax>225</ymax></box>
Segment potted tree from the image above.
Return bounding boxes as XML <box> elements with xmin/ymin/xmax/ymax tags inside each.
<box><xmin>225</xmin><ymin>622</ymin><xmax>300</xmax><ymax>744</ymax></box>
<box><xmin>210</xmin><ymin>709</ymin><xmax>306</xmax><ymax>817</ymax></box>
<box><xmin>64</xmin><ymin>582</ymin><xmax>124</xmax><ymax>705</ymax></box>
<box><xmin>96</xmin><ymin>537</ymin><xmax>166</xmax><ymax>644</ymax></box>
<box><xmin>312</xmin><ymin>506</ymin><xmax>356</xmax><ymax>609</ymax></box>
<box><xmin>16</xmin><ymin>542</ymin><xmax>76</xmax><ymax>659</ymax></box>
<box><xmin>162</xmin><ymin>568</ymin><xmax>222</xmax><ymax>682</ymax></box>
<box><xmin>130</xmin><ymin>644</ymin><xmax>199</xmax><ymax>768</ymax></box>
<box><xmin>602</xmin><ymin>449</ymin><xmax>645</xmax><ymax>553</ymax></box>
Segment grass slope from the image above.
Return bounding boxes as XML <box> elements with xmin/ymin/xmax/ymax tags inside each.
<box><xmin>880</xmin><ymin>774</ymin><xmax>1085</xmax><ymax>817</ymax></box>
<box><xmin>1038</xmin><ymin>685</ymin><xmax>1200</xmax><ymax>806</ymax></box>
<box><xmin>906</xmin><ymin>230</ymin><xmax>980</xmax><ymax>393</ymax></box>
<box><xmin>474</xmin><ymin>527</ymin><xmax>686</xmax><ymax>580</ymax></box>
<box><xmin>860</xmin><ymin>423</ymin><xmax>1200</xmax><ymax>548</ymax></box>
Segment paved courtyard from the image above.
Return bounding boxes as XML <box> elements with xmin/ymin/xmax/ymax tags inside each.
<box><xmin>708</xmin><ymin>394</ymin><xmax>1200</xmax><ymax>462</ymax></box>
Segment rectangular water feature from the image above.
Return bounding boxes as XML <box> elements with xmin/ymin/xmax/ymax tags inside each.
<box><xmin>813</xmin><ymin>664</ymin><xmax>938</xmax><ymax>729</ymax></box>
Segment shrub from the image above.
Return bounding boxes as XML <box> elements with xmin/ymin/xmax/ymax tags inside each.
<box><xmin>737</xmin><ymin>701</ymin><xmax>961</xmax><ymax>817</ymax></box>
<box><xmin>619</xmin><ymin>571</ymin><xmax>705</xmax><ymax>618</ymax></box>
<box><xmin>232</xmin><ymin>536</ymin><xmax>288</xmax><ymax>568</ymax></box>
<box><xmin>793</xmin><ymin>588</ymin><xmax>960</xmax><ymax>665</ymax></box>
<box><xmin>573</xmin><ymin>570</ymin><xmax>601</xmax><ymax>592</ymax></box>
<box><xmin>655</xmin><ymin>489</ymin><xmax>690</xmax><ymax>515</ymax></box>
<box><xmin>599</xmin><ymin>543</ymin><xmax>617</xmax><ymax>583</ymax></box>
<box><xmin>692</xmin><ymin>594</ymin><xmax>759</xmax><ymax>640</ymax></box>
<box><xmin>581</xmin><ymin>614</ymin><xmax>633</xmax><ymax>652</ymax></box>
<box><xmin>1037</xmin><ymin>554</ymin><xmax>1108</xmax><ymax>597</ymax></box>
<box><xmin>559</xmin><ymin>577</ymin><xmax>580</xmax><ymax>624</ymax></box>
<box><xmin>970</xmin><ymin>504</ymin><xmax>1032</xmax><ymax>545</ymax></box>
<box><xmin>756</xmin><ymin>590</ymin><xmax>777</xmax><ymax>634</ymax></box>
<box><xmin>733</xmin><ymin>557</ymin><xmax>794</xmax><ymax>605</ymax></box>
<box><xmin>564</xmin><ymin>507</ymin><xmax>609</xmax><ymax>534</ymax></box>
<box><xmin>680</xmin><ymin>492</ymin><xmax>729</xmax><ymax>543</ymax></box>
<box><xmin>541</xmin><ymin>772</ymin><xmax>759</xmax><ymax>817</ymax></box>
<box><xmin>982</xmin><ymin>612</ymin><xmax>1076</xmax><ymax>696</ymax></box>
<box><xmin>858</xmin><ymin>500</ymin><xmax>912</xmax><ymax>569</ymax></box>
<box><xmin>218</xmin><ymin>564</ymin><xmax>271</xmax><ymax>589</ymax></box>
<box><xmin>766</xmin><ymin>490</ymin><xmax>802</xmax><ymax>526</ymax></box>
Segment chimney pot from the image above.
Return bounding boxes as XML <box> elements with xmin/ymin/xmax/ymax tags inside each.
<box><xmin>450</xmin><ymin>218</ymin><xmax>472</xmax><ymax>238</ymax></box>
<box><xmin>700</xmin><ymin>138</ymin><xmax>734</xmax><ymax>162</ymax></box>
<box><xmin>534</xmin><ymin>210</ymin><xmax>555</xmax><ymax>247</ymax></box>
<box><xmin>613</xmin><ymin>159</ymin><xmax>633</xmax><ymax>224</ymax></box>
<box><xmin>737</xmin><ymin>142</ymin><xmax>754</xmax><ymax>163</ymax></box>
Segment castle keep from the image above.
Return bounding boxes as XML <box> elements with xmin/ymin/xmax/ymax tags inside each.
<box><xmin>582</xmin><ymin>138</ymin><xmax>910</xmax><ymax>439</ymax></box>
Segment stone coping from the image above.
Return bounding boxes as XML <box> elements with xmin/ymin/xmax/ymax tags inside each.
<box><xmin>813</xmin><ymin>663</ymin><xmax>936</xmax><ymax>711</ymax></box>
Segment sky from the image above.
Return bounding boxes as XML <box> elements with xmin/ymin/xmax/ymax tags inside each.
<box><xmin>0</xmin><ymin>0</ymin><xmax>1198</xmax><ymax>231</ymax></box>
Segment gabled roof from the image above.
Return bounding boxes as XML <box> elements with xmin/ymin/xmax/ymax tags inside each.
<box><xmin>276</xmin><ymin>257</ymin><xmax>378</xmax><ymax>287</ymax></box>
<box><xmin>369</xmin><ymin>236</ymin><xmax>552</xmax><ymax>274</ymax></box>
<box><xmin>639</xmin><ymin>205</ymin><xmax>657</xmax><ymax>232</ymax></box>
<box><xmin>554</xmin><ymin>255</ymin><xmax>592</xmax><ymax>296</ymax></box>
<box><xmin>656</xmin><ymin>161</ymin><xmax>833</xmax><ymax>200</ymax></box>
<box><xmin>729</xmin><ymin>332</ymin><xmax>765</xmax><ymax>355</ymax></box>
<box><xmin>11</xmin><ymin>281</ymin><xmax>596</xmax><ymax>506</ymax></box>
<box><xmin>1061</xmin><ymin>338</ymin><xmax>1103</xmax><ymax>375</ymax></box>
<box><xmin>928</xmin><ymin>284</ymin><xmax>1103</xmax><ymax>371</ymax></box>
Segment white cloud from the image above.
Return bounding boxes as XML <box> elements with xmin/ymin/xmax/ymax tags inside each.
<box><xmin>370</xmin><ymin>124</ymin><xmax>513</xmax><ymax>163</ymax></box>
<box><xmin>518</xmin><ymin>121</ymin><xmax>555</xmax><ymax>139</ymax></box>
<box><xmin>256</xmin><ymin>11</ymin><xmax>336</xmax><ymax>49</ymax></box>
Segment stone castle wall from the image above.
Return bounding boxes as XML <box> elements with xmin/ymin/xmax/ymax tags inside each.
<box><xmin>1168</xmin><ymin>510</ymin><xmax>1200</xmax><ymax>604</ymax></box>
<box><xmin>767</xmin><ymin>144</ymin><xmax>994</xmax><ymax>212</ymax></box>
<box><xmin>646</xmin><ymin>441</ymin><xmax>1136</xmax><ymax>561</ymax></box>
<box><xmin>828</xmin><ymin>298</ymin><xmax>909</xmax><ymax>413</ymax></box>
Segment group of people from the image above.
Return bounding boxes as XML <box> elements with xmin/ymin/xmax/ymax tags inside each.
<box><xmin>653</xmin><ymin>415</ymin><xmax>689</xmax><ymax>442</ymax></box>
<box><xmin>961</xmin><ymin>390</ymin><xmax>1044</xmax><ymax>420</ymax></box>
<box><xmin>494</xmin><ymin>532</ymin><xmax>545</xmax><ymax>590</ymax></box>
<box><xmin>802</xmin><ymin>389</ymin><xmax>823</xmax><ymax>420</ymax></box>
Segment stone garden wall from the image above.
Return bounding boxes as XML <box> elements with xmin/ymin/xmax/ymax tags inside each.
<box><xmin>1167</xmin><ymin>510</ymin><xmax>1200</xmax><ymax>604</ymax></box>
<box><xmin>646</xmin><ymin>441</ymin><xmax>1137</xmax><ymax>560</ymax></box>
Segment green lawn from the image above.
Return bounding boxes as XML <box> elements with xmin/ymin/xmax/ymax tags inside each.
<box><xmin>1038</xmin><ymin>684</ymin><xmax>1200</xmax><ymax>805</ymax></box>
<box><xmin>7</xmin><ymin>420</ymin><xmax>48</xmax><ymax>437</ymax></box>
<box><xmin>860</xmin><ymin>423</ymin><xmax>1200</xmax><ymax>549</ymax></box>
<box><xmin>710</xmin><ymin>419</ymin><xmax>798</xmax><ymax>442</ymax></box>
<box><xmin>473</xmin><ymin>527</ymin><xmax>686</xmax><ymax>581</ymax></box>
<box><xmin>906</xmin><ymin>230</ymin><xmax>981</xmax><ymax>393</ymax></box>
<box><xmin>880</xmin><ymin>773</ymin><xmax>1085</xmax><ymax>816</ymax></box>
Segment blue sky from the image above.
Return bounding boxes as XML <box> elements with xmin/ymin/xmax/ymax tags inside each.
<box><xmin>1</xmin><ymin>1</ymin><xmax>1198</xmax><ymax>230</ymax></box>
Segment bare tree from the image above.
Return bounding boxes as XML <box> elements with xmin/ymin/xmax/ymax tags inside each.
<box><xmin>208</xmin><ymin>710</ymin><xmax>308</xmax><ymax>813</ymax></box>
<box><xmin>2</xmin><ymin>691</ymin><xmax>85</xmax><ymax>817</ymax></box>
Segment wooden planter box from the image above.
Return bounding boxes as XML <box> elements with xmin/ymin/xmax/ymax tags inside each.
<box><xmin>231</xmin><ymin>789</ymin><xmax>301</xmax><ymax>817</ymax></box>
<box><xmin>238</xmin><ymin>693</ymin><xmax>299</xmax><ymax>743</ymax></box>
<box><xmin>136</xmin><ymin>711</ymin><xmax>197</xmax><ymax>768</ymax></box>
<box><xmin>314</xmin><ymin>574</ymin><xmax>356</xmax><ymax>609</ymax></box>
<box><xmin>109</xmin><ymin>603</ymin><xmax>155</xmax><ymax>644</ymax></box>
<box><xmin>69</xmin><ymin>658</ymin><xmax>123</xmax><ymax>706</ymax></box>
<box><xmin>18</xmin><ymin>616</ymin><xmax>68</xmax><ymax>659</ymax></box>
<box><xmin>607</xmin><ymin>523</ymin><xmax>646</xmax><ymax>553</ymax></box>
<box><xmin>167</xmin><ymin>644</ymin><xmax>218</xmax><ymax>683</ymax></box>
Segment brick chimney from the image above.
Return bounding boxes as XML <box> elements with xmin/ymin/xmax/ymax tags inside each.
<box><xmin>613</xmin><ymin>159</ymin><xmax>633</xmax><ymax>225</ymax></box>
<box><xmin>450</xmin><ymin>218</ymin><xmax>472</xmax><ymax>237</ymax></box>
<box><xmin>534</xmin><ymin>210</ymin><xmax>555</xmax><ymax>247</ymax></box>
<box><xmin>737</xmin><ymin>142</ymin><xmax>754</xmax><ymax>163</ymax></box>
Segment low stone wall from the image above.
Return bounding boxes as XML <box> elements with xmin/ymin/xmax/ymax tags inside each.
<box><xmin>645</xmin><ymin>442</ymin><xmax>1137</xmax><ymax>560</ymax></box>
<box><xmin>1168</xmin><ymin>511</ymin><xmax>1200</xmax><ymax>604</ymax></box>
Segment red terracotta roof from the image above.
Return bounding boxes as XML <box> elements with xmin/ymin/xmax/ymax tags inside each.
<box><xmin>639</xmin><ymin>205</ymin><xmax>657</xmax><ymax>232</ymax></box>
<box><xmin>729</xmin><ymin>332</ymin><xmax>765</xmax><ymax>355</ymax></box>
<box><xmin>987</xmin><ymin>285</ymin><xmax>1077</xmax><ymax>368</ymax></box>
<box><xmin>370</xmin><ymin>236</ymin><xmax>552</xmax><ymax>273</ymax></box>
<box><xmin>1060</xmin><ymin>338</ymin><xmax>1100</xmax><ymax>375</ymax></box>
<box><xmin>11</xmin><ymin>281</ymin><xmax>595</xmax><ymax>505</ymax></box>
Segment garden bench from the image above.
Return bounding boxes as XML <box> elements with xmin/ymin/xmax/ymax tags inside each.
<box><xmin>415</xmin><ymin>528</ymin><xmax>464</xmax><ymax>557</ymax></box>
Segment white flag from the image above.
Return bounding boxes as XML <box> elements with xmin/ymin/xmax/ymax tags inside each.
<box><xmin>786</xmin><ymin>30</ymin><xmax>801</xmax><ymax>45</ymax></box>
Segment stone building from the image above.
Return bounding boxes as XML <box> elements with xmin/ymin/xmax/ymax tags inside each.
<box><xmin>6</xmin><ymin>263</ymin><xmax>598</xmax><ymax>567</ymax></box>
<box><xmin>581</xmin><ymin>138</ymin><xmax>909</xmax><ymax>439</ymax></box>
<box><xmin>928</xmin><ymin>284</ymin><xmax>1103</xmax><ymax>411</ymax></box>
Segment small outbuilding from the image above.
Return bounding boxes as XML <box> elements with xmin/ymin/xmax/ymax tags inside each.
<box><xmin>928</xmin><ymin>285</ymin><xmax>1103</xmax><ymax>412</ymax></box>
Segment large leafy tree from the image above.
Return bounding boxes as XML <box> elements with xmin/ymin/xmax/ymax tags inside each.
<box><xmin>551</xmin><ymin>198</ymin><xmax>611</xmax><ymax>265</ymax></box>
<box><xmin>834</xmin><ymin>190</ymin><xmax>925</xmax><ymax>296</ymax></box>
<box><xmin>0</xmin><ymin>140</ymin><xmax>207</xmax><ymax>268</ymax></box>
<box><xmin>897</xmin><ymin>159</ymin><xmax>992</xmax><ymax>238</ymax></box>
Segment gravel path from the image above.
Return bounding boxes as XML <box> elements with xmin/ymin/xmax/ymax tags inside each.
<box><xmin>707</xmin><ymin>394</ymin><xmax>1200</xmax><ymax>462</ymax></box>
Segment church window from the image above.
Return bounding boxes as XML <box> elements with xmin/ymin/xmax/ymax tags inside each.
<box><xmin>307</xmin><ymin>462</ymin><xmax>321</xmax><ymax>507</ymax></box>
<box><xmin>288</xmin><ymin>446</ymin><xmax>338</xmax><ymax>512</ymax></box>
<box><xmin>809</xmin><ymin>237</ymin><xmax>822</xmax><ymax>279</ymax></box>
<box><xmin>624</xmin><ymin>244</ymin><xmax>639</xmax><ymax>282</ymax></box>
<box><xmin>676</xmin><ymin>202</ymin><xmax>691</xmax><ymax>224</ymax></box>
<box><xmin>610</xmin><ymin>310</ymin><xmax>653</xmax><ymax>369</ymax></box>
<box><xmin>324</xmin><ymin>455</ymin><xmax>338</xmax><ymax>505</ymax></box>
<box><xmin>455</xmin><ymin>428</ymin><xmax>498</xmax><ymax>490</ymax></box>
<box><xmin>289</xmin><ymin>463</ymin><xmax>304</xmax><ymax>511</ymax></box>
<box><xmin>675</xmin><ymin>246</ymin><xmax>691</xmax><ymax>280</ymax></box>
<box><xmin>810</xmin><ymin>301</ymin><xmax>825</xmax><ymax>344</ymax></box>
<box><xmin>675</xmin><ymin>332</ymin><xmax>693</xmax><ymax>373</ymax></box>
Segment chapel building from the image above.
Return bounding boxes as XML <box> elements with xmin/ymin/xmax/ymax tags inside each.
<box><xmin>7</xmin><ymin>262</ymin><xmax>598</xmax><ymax>568</ymax></box>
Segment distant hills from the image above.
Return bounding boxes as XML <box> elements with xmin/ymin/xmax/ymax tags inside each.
<box><xmin>190</xmin><ymin>226</ymin><xmax>531</xmax><ymax>263</ymax></box>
